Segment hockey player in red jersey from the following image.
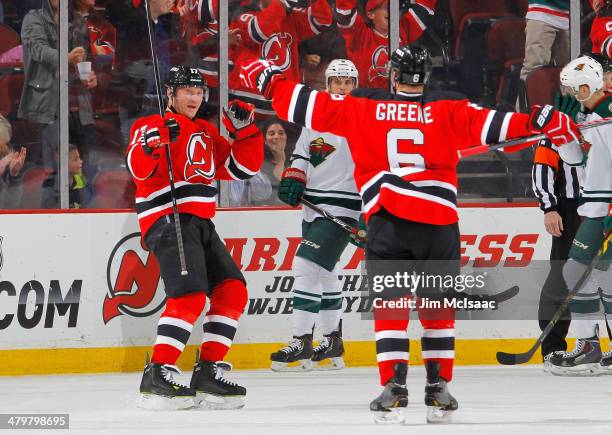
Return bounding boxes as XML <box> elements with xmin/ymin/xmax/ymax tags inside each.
<box><xmin>240</xmin><ymin>46</ymin><xmax>581</xmax><ymax>423</ymax></box>
<box><xmin>334</xmin><ymin>0</ymin><xmax>436</xmax><ymax>88</ymax></box>
<box><xmin>129</xmin><ymin>66</ymin><xmax>263</xmax><ymax>410</ymax></box>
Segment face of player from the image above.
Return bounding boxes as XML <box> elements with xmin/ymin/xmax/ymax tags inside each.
<box><xmin>605</xmin><ymin>72</ymin><xmax>612</xmax><ymax>91</ymax></box>
<box><xmin>328</xmin><ymin>77</ymin><xmax>356</xmax><ymax>95</ymax></box>
<box><xmin>169</xmin><ymin>87</ymin><xmax>204</xmax><ymax>119</ymax></box>
<box><xmin>68</xmin><ymin>149</ymin><xmax>83</xmax><ymax>177</ymax></box>
<box><xmin>265</xmin><ymin>123</ymin><xmax>287</xmax><ymax>154</ymax></box>
<box><xmin>367</xmin><ymin>2</ymin><xmax>389</xmax><ymax>34</ymax></box>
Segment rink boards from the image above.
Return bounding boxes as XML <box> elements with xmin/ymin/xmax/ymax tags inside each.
<box><xmin>0</xmin><ymin>206</ymin><xmax>607</xmax><ymax>375</ymax></box>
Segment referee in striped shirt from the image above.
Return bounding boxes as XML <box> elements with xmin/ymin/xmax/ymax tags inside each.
<box><xmin>532</xmin><ymin>137</ymin><xmax>584</xmax><ymax>362</ymax></box>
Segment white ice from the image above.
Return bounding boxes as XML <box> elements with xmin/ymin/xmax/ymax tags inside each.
<box><xmin>2</xmin><ymin>366</ymin><xmax>611</xmax><ymax>435</ymax></box>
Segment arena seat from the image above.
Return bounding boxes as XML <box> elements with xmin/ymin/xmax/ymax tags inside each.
<box><xmin>526</xmin><ymin>66</ymin><xmax>562</xmax><ymax>107</ymax></box>
<box><xmin>91</xmin><ymin>168</ymin><xmax>135</xmax><ymax>209</ymax></box>
<box><xmin>20</xmin><ymin>167</ymin><xmax>53</xmax><ymax>209</ymax></box>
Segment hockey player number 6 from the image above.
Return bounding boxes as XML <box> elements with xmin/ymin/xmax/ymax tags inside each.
<box><xmin>387</xmin><ymin>128</ymin><xmax>425</xmax><ymax>177</ymax></box>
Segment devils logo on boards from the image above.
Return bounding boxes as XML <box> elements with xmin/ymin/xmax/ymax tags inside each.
<box><xmin>103</xmin><ymin>233</ymin><xmax>165</xmax><ymax>324</ymax></box>
<box><xmin>184</xmin><ymin>132</ymin><xmax>216</xmax><ymax>181</ymax></box>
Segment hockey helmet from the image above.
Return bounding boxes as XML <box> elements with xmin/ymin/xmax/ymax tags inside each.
<box><xmin>560</xmin><ymin>56</ymin><xmax>604</xmax><ymax>101</ymax></box>
<box><xmin>389</xmin><ymin>45</ymin><xmax>432</xmax><ymax>86</ymax></box>
<box><xmin>166</xmin><ymin>65</ymin><xmax>208</xmax><ymax>101</ymax></box>
<box><xmin>584</xmin><ymin>52</ymin><xmax>612</xmax><ymax>72</ymax></box>
<box><xmin>325</xmin><ymin>59</ymin><xmax>359</xmax><ymax>89</ymax></box>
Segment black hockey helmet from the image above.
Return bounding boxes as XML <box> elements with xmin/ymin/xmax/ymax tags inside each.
<box><xmin>389</xmin><ymin>45</ymin><xmax>432</xmax><ymax>86</ymax></box>
<box><xmin>166</xmin><ymin>65</ymin><xmax>208</xmax><ymax>100</ymax></box>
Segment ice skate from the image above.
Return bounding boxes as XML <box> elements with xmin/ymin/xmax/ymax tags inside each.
<box><xmin>138</xmin><ymin>362</ymin><xmax>195</xmax><ymax>410</ymax></box>
<box><xmin>191</xmin><ymin>361</ymin><xmax>246</xmax><ymax>409</ymax></box>
<box><xmin>599</xmin><ymin>350</ymin><xmax>612</xmax><ymax>374</ymax></box>
<box><xmin>312</xmin><ymin>329</ymin><xmax>345</xmax><ymax>370</ymax></box>
<box><xmin>370</xmin><ymin>363</ymin><xmax>408</xmax><ymax>425</ymax></box>
<box><xmin>548</xmin><ymin>336</ymin><xmax>603</xmax><ymax>376</ymax></box>
<box><xmin>424</xmin><ymin>361</ymin><xmax>458</xmax><ymax>424</ymax></box>
<box><xmin>270</xmin><ymin>334</ymin><xmax>313</xmax><ymax>372</ymax></box>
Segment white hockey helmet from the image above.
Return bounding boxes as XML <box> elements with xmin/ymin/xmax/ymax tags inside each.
<box><xmin>560</xmin><ymin>56</ymin><xmax>604</xmax><ymax>101</ymax></box>
<box><xmin>325</xmin><ymin>59</ymin><xmax>359</xmax><ymax>90</ymax></box>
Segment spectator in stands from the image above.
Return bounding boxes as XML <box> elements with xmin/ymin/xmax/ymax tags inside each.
<box><xmin>258</xmin><ymin>118</ymin><xmax>289</xmax><ymax>204</ymax></box>
<box><xmin>18</xmin><ymin>0</ymin><xmax>86</xmax><ymax>168</ymax></box>
<box><xmin>334</xmin><ymin>0</ymin><xmax>436</xmax><ymax>89</ymax></box>
<box><xmin>520</xmin><ymin>0</ymin><xmax>570</xmax><ymax>84</ymax></box>
<box><xmin>68</xmin><ymin>0</ymin><xmax>116</xmax><ymax>176</ymax></box>
<box><xmin>41</xmin><ymin>144</ymin><xmax>92</xmax><ymax>208</ymax></box>
<box><xmin>106</xmin><ymin>0</ymin><xmax>182</xmax><ymax>145</ymax></box>
<box><xmin>223</xmin><ymin>0</ymin><xmax>333</xmax><ymax>115</ymax></box>
<box><xmin>0</xmin><ymin>114</ymin><xmax>26</xmax><ymax>209</ymax></box>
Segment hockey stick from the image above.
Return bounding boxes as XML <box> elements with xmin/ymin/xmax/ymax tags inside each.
<box><xmin>301</xmin><ymin>198</ymin><xmax>366</xmax><ymax>239</ymax></box>
<box><xmin>144</xmin><ymin>0</ymin><xmax>188</xmax><ymax>276</ymax></box>
<box><xmin>458</xmin><ymin>116</ymin><xmax>612</xmax><ymax>159</ymax></box>
<box><xmin>496</xmin><ymin>231</ymin><xmax>611</xmax><ymax>365</ymax></box>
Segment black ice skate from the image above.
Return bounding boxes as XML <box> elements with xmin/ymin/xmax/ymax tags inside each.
<box><xmin>312</xmin><ymin>328</ymin><xmax>345</xmax><ymax>370</ymax></box>
<box><xmin>370</xmin><ymin>363</ymin><xmax>408</xmax><ymax>425</ymax></box>
<box><xmin>424</xmin><ymin>361</ymin><xmax>458</xmax><ymax>424</ymax></box>
<box><xmin>601</xmin><ymin>350</ymin><xmax>612</xmax><ymax>374</ymax></box>
<box><xmin>270</xmin><ymin>334</ymin><xmax>313</xmax><ymax>372</ymax></box>
<box><xmin>138</xmin><ymin>362</ymin><xmax>195</xmax><ymax>410</ymax></box>
<box><xmin>191</xmin><ymin>360</ymin><xmax>246</xmax><ymax>409</ymax></box>
<box><xmin>548</xmin><ymin>336</ymin><xmax>603</xmax><ymax>376</ymax></box>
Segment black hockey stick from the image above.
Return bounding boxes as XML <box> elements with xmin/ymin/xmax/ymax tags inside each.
<box><xmin>144</xmin><ymin>0</ymin><xmax>188</xmax><ymax>276</ymax></box>
<box><xmin>497</xmin><ymin>232</ymin><xmax>611</xmax><ymax>365</ymax></box>
<box><xmin>458</xmin><ymin>116</ymin><xmax>612</xmax><ymax>159</ymax></box>
<box><xmin>301</xmin><ymin>198</ymin><xmax>366</xmax><ymax>239</ymax></box>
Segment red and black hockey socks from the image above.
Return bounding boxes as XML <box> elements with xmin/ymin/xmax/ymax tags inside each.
<box><xmin>200</xmin><ymin>279</ymin><xmax>248</xmax><ymax>362</ymax></box>
<box><xmin>151</xmin><ymin>292</ymin><xmax>207</xmax><ymax>365</ymax></box>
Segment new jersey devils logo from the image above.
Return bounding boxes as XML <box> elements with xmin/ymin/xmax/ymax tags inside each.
<box><xmin>185</xmin><ymin>132</ymin><xmax>215</xmax><ymax>181</ymax></box>
<box><xmin>368</xmin><ymin>45</ymin><xmax>390</xmax><ymax>83</ymax></box>
<box><xmin>103</xmin><ymin>233</ymin><xmax>166</xmax><ymax>324</ymax></box>
<box><xmin>262</xmin><ymin>33</ymin><xmax>293</xmax><ymax>72</ymax></box>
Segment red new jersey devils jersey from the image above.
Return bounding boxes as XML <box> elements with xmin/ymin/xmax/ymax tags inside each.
<box><xmin>335</xmin><ymin>0</ymin><xmax>436</xmax><ymax>89</ymax></box>
<box><xmin>126</xmin><ymin>112</ymin><xmax>263</xmax><ymax>235</ymax></box>
<box><xmin>269</xmin><ymin>81</ymin><xmax>532</xmax><ymax>225</ymax></box>
<box><xmin>590</xmin><ymin>14</ymin><xmax>612</xmax><ymax>58</ymax></box>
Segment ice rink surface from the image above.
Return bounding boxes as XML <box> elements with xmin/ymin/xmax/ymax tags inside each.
<box><xmin>2</xmin><ymin>366</ymin><xmax>611</xmax><ymax>435</ymax></box>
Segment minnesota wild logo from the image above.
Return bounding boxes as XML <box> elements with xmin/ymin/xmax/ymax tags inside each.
<box><xmin>309</xmin><ymin>137</ymin><xmax>335</xmax><ymax>167</ymax></box>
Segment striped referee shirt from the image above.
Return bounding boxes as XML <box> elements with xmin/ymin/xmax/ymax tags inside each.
<box><xmin>532</xmin><ymin>139</ymin><xmax>584</xmax><ymax>212</ymax></box>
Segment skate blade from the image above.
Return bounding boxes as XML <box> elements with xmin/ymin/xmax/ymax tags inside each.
<box><xmin>194</xmin><ymin>392</ymin><xmax>245</xmax><ymax>410</ymax></box>
<box><xmin>270</xmin><ymin>359</ymin><xmax>313</xmax><ymax>372</ymax></box>
<box><xmin>373</xmin><ymin>408</ymin><xmax>405</xmax><ymax>425</ymax></box>
<box><xmin>550</xmin><ymin>363</ymin><xmax>603</xmax><ymax>377</ymax></box>
<box><xmin>313</xmin><ymin>357</ymin><xmax>345</xmax><ymax>371</ymax></box>
<box><xmin>137</xmin><ymin>393</ymin><xmax>194</xmax><ymax>410</ymax></box>
<box><xmin>426</xmin><ymin>406</ymin><xmax>454</xmax><ymax>424</ymax></box>
<box><xmin>600</xmin><ymin>364</ymin><xmax>612</xmax><ymax>374</ymax></box>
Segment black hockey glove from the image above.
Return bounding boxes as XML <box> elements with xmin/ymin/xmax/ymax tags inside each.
<box><xmin>141</xmin><ymin>118</ymin><xmax>180</xmax><ymax>156</ymax></box>
<box><xmin>222</xmin><ymin>100</ymin><xmax>257</xmax><ymax>140</ymax></box>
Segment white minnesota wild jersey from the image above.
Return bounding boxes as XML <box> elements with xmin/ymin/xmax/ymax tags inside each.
<box><xmin>561</xmin><ymin>97</ymin><xmax>612</xmax><ymax>218</ymax></box>
<box><xmin>291</xmin><ymin>127</ymin><xmax>362</xmax><ymax>222</ymax></box>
